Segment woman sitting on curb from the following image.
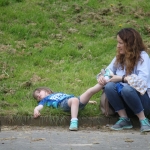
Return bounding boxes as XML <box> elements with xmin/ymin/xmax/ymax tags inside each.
<box><xmin>98</xmin><ymin>28</ymin><xmax>150</xmax><ymax>132</ymax></box>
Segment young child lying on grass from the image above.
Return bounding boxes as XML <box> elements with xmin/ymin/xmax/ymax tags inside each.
<box><xmin>33</xmin><ymin>69</ymin><xmax>113</xmax><ymax>131</ymax></box>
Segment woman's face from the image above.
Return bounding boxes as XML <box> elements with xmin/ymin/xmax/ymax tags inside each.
<box><xmin>117</xmin><ymin>35</ymin><xmax>125</xmax><ymax>55</ymax></box>
<box><xmin>34</xmin><ymin>90</ymin><xmax>49</xmax><ymax>101</ymax></box>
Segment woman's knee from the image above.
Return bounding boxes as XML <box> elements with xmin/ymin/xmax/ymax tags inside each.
<box><xmin>121</xmin><ymin>85</ymin><xmax>135</xmax><ymax>95</ymax></box>
<box><xmin>105</xmin><ymin>82</ymin><xmax>116</xmax><ymax>91</ymax></box>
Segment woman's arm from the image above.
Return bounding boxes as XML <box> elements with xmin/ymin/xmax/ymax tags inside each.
<box><xmin>34</xmin><ymin>105</ymin><xmax>43</xmax><ymax>118</ymax></box>
<box><xmin>136</xmin><ymin>52</ymin><xmax>150</xmax><ymax>82</ymax></box>
<box><xmin>109</xmin><ymin>75</ymin><xmax>122</xmax><ymax>83</ymax></box>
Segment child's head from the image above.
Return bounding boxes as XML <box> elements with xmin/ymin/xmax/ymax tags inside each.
<box><xmin>33</xmin><ymin>87</ymin><xmax>53</xmax><ymax>102</ymax></box>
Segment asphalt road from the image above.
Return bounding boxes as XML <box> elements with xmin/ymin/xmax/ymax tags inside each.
<box><xmin>0</xmin><ymin>126</ymin><xmax>150</xmax><ymax>150</ymax></box>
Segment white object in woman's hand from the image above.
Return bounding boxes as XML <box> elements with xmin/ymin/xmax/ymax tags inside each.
<box><xmin>104</xmin><ymin>76</ymin><xmax>110</xmax><ymax>82</ymax></box>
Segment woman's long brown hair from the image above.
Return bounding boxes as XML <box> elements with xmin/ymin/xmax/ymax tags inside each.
<box><xmin>115</xmin><ymin>28</ymin><xmax>147</xmax><ymax>75</ymax></box>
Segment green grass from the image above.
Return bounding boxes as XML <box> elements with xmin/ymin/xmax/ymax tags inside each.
<box><xmin>0</xmin><ymin>0</ymin><xmax>150</xmax><ymax>117</ymax></box>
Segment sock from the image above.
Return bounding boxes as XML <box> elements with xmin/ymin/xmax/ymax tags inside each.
<box><xmin>121</xmin><ymin>116</ymin><xmax>129</xmax><ymax>119</ymax></box>
<box><xmin>71</xmin><ymin>118</ymin><xmax>78</xmax><ymax>121</ymax></box>
<box><xmin>121</xmin><ymin>117</ymin><xmax>130</xmax><ymax>121</ymax></box>
<box><xmin>140</xmin><ymin>118</ymin><xmax>146</xmax><ymax>121</ymax></box>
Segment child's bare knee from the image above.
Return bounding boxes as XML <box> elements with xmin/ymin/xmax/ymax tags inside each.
<box><xmin>72</xmin><ymin>98</ymin><xmax>79</xmax><ymax>104</ymax></box>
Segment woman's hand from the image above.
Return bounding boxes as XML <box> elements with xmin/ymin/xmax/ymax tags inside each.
<box><xmin>108</xmin><ymin>75</ymin><xmax>122</xmax><ymax>82</ymax></box>
<box><xmin>97</xmin><ymin>76</ymin><xmax>107</xmax><ymax>86</ymax></box>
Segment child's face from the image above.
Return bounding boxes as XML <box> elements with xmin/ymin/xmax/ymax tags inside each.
<box><xmin>34</xmin><ymin>90</ymin><xmax>50</xmax><ymax>101</ymax></box>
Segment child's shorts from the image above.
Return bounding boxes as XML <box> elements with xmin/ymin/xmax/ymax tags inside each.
<box><xmin>59</xmin><ymin>97</ymin><xmax>86</xmax><ymax>112</ymax></box>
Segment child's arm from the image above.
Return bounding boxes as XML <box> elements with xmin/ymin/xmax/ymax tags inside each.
<box><xmin>34</xmin><ymin>105</ymin><xmax>43</xmax><ymax>118</ymax></box>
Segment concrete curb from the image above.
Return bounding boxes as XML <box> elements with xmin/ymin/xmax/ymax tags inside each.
<box><xmin>0</xmin><ymin>115</ymin><xmax>140</xmax><ymax>127</ymax></box>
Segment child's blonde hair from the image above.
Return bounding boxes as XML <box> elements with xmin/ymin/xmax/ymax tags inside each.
<box><xmin>33</xmin><ymin>87</ymin><xmax>53</xmax><ymax>99</ymax></box>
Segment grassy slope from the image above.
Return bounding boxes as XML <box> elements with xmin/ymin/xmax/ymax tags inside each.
<box><xmin>0</xmin><ymin>0</ymin><xmax>150</xmax><ymax>117</ymax></box>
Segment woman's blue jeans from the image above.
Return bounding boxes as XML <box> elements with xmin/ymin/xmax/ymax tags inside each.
<box><xmin>104</xmin><ymin>82</ymin><xmax>150</xmax><ymax>116</ymax></box>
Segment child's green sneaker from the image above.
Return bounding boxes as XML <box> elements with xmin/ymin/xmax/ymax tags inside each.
<box><xmin>140</xmin><ymin>118</ymin><xmax>150</xmax><ymax>132</ymax></box>
<box><xmin>96</xmin><ymin>68</ymin><xmax>113</xmax><ymax>81</ymax></box>
<box><xmin>104</xmin><ymin>68</ymin><xmax>114</xmax><ymax>80</ymax></box>
<box><xmin>69</xmin><ymin>120</ymin><xmax>78</xmax><ymax>131</ymax></box>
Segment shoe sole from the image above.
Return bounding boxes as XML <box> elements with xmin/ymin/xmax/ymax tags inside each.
<box><xmin>69</xmin><ymin>128</ymin><xmax>78</xmax><ymax>131</ymax></box>
<box><xmin>110</xmin><ymin>126</ymin><xmax>133</xmax><ymax>131</ymax></box>
<box><xmin>141</xmin><ymin>128</ymin><xmax>150</xmax><ymax>132</ymax></box>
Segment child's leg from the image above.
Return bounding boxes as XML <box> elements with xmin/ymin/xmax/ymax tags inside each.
<box><xmin>68</xmin><ymin>97</ymin><xmax>79</xmax><ymax>131</ymax></box>
<box><xmin>80</xmin><ymin>83</ymin><xmax>103</xmax><ymax>104</ymax></box>
<box><xmin>68</xmin><ymin>97</ymin><xmax>79</xmax><ymax>118</ymax></box>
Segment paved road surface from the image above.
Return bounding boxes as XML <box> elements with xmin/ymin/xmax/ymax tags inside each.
<box><xmin>0</xmin><ymin>126</ymin><xmax>150</xmax><ymax>150</ymax></box>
